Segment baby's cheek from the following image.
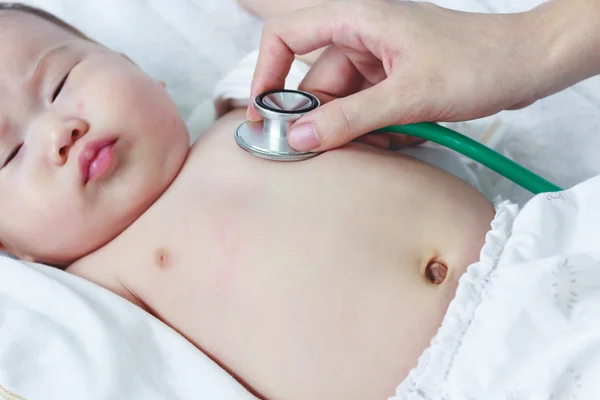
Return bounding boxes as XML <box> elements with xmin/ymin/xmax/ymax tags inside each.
<box><xmin>124</xmin><ymin>79</ymin><xmax>184</xmax><ymax>132</ymax></box>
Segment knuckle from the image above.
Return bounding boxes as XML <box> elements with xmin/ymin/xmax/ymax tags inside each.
<box><xmin>262</xmin><ymin>17</ymin><xmax>280</xmax><ymax>35</ymax></box>
<box><xmin>264</xmin><ymin>39</ymin><xmax>287</xmax><ymax>62</ymax></box>
<box><xmin>338</xmin><ymin>106</ymin><xmax>355</xmax><ymax>135</ymax></box>
<box><xmin>386</xmin><ymin>78</ymin><xmax>431</xmax><ymax>123</ymax></box>
<box><xmin>261</xmin><ymin>17</ymin><xmax>286</xmax><ymax>44</ymax></box>
<box><xmin>320</xmin><ymin>103</ymin><xmax>357</xmax><ymax>144</ymax></box>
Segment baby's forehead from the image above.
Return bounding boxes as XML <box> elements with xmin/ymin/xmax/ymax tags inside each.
<box><xmin>0</xmin><ymin>11</ymin><xmax>76</xmax><ymax>54</ymax></box>
<box><xmin>0</xmin><ymin>11</ymin><xmax>80</xmax><ymax>82</ymax></box>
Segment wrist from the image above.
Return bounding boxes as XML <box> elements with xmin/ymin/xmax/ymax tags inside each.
<box><xmin>526</xmin><ymin>0</ymin><xmax>600</xmax><ymax>99</ymax></box>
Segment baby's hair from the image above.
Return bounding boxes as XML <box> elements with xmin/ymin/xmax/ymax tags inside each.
<box><xmin>0</xmin><ymin>2</ymin><xmax>90</xmax><ymax>40</ymax></box>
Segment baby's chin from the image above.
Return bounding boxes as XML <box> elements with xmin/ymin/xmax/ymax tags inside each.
<box><xmin>27</xmin><ymin>236</ymin><xmax>115</xmax><ymax>267</ymax></box>
<box><xmin>18</xmin><ymin>138</ymin><xmax>188</xmax><ymax>267</ymax></box>
<box><xmin>19</xmin><ymin>215</ymin><xmax>135</xmax><ymax>267</ymax></box>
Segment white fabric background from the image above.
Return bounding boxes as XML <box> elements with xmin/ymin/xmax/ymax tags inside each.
<box><xmin>1</xmin><ymin>1</ymin><xmax>599</xmax><ymax>399</ymax></box>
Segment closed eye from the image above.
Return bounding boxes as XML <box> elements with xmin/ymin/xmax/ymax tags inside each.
<box><xmin>3</xmin><ymin>144</ymin><xmax>22</xmax><ymax>168</ymax></box>
<box><xmin>52</xmin><ymin>72</ymin><xmax>70</xmax><ymax>103</ymax></box>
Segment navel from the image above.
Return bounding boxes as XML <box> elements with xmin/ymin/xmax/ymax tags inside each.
<box><xmin>424</xmin><ymin>260</ymin><xmax>448</xmax><ymax>285</ymax></box>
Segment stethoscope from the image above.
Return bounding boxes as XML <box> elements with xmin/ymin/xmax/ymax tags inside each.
<box><xmin>235</xmin><ymin>89</ymin><xmax>562</xmax><ymax>194</ymax></box>
<box><xmin>235</xmin><ymin>89</ymin><xmax>322</xmax><ymax>161</ymax></box>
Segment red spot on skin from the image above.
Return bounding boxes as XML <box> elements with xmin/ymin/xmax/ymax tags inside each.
<box><xmin>209</xmin><ymin>196</ymin><xmax>248</xmax><ymax>295</ymax></box>
<box><xmin>208</xmin><ymin>184</ymin><xmax>262</xmax><ymax>298</ymax></box>
<box><xmin>77</xmin><ymin>100</ymin><xmax>85</xmax><ymax>112</ymax></box>
<box><xmin>172</xmin><ymin>116</ymin><xmax>177</xmax><ymax>126</ymax></box>
<box><xmin>214</xmin><ymin>217</ymin><xmax>240</xmax><ymax>282</ymax></box>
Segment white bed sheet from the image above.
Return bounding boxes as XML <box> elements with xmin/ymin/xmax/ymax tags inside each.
<box><xmin>0</xmin><ymin>258</ymin><xmax>257</xmax><ymax>400</ymax></box>
<box><xmin>2</xmin><ymin>1</ymin><xmax>264</xmax><ymax>398</ymax></box>
<box><xmin>2</xmin><ymin>0</ymin><xmax>600</xmax><ymax>398</ymax></box>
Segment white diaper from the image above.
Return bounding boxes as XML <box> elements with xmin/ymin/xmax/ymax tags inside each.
<box><xmin>187</xmin><ymin>50</ymin><xmax>483</xmax><ymax>192</ymax></box>
<box><xmin>392</xmin><ymin>175</ymin><xmax>600</xmax><ymax>400</ymax></box>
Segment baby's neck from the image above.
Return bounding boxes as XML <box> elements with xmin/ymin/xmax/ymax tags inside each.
<box><xmin>66</xmin><ymin>213</ymin><xmax>156</xmax><ymax>311</ymax></box>
<box><xmin>67</xmin><ymin>243</ymin><xmax>145</xmax><ymax>308</ymax></box>
<box><xmin>66</xmin><ymin>147</ymin><xmax>192</xmax><ymax>304</ymax></box>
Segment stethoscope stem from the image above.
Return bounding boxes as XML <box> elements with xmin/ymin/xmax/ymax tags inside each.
<box><xmin>374</xmin><ymin>122</ymin><xmax>562</xmax><ymax>194</ymax></box>
<box><xmin>235</xmin><ymin>89</ymin><xmax>562</xmax><ymax>194</ymax></box>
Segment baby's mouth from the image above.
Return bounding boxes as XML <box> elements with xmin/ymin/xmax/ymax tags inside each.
<box><xmin>78</xmin><ymin>138</ymin><xmax>118</xmax><ymax>185</ymax></box>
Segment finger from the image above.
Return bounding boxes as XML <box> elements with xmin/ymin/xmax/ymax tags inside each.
<box><xmin>506</xmin><ymin>97</ymin><xmax>537</xmax><ymax>110</ymax></box>
<box><xmin>298</xmin><ymin>45</ymin><xmax>366</xmax><ymax>104</ymax></box>
<box><xmin>248</xmin><ymin>1</ymin><xmax>354</xmax><ymax>120</ymax></box>
<box><xmin>387</xmin><ymin>134</ymin><xmax>426</xmax><ymax>150</ymax></box>
<box><xmin>356</xmin><ymin>133</ymin><xmax>391</xmax><ymax>149</ymax></box>
<box><xmin>288</xmin><ymin>82</ymin><xmax>412</xmax><ymax>151</ymax></box>
<box><xmin>357</xmin><ymin>133</ymin><xmax>426</xmax><ymax>150</ymax></box>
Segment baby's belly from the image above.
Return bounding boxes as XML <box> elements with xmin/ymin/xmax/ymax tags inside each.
<box><xmin>120</xmin><ymin>110</ymin><xmax>495</xmax><ymax>399</ymax></box>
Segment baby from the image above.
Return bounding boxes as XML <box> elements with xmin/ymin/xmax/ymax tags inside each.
<box><xmin>0</xmin><ymin>3</ymin><xmax>506</xmax><ymax>399</ymax></box>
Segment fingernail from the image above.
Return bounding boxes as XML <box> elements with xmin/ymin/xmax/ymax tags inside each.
<box><xmin>289</xmin><ymin>123</ymin><xmax>320</xmax><ymax>151</ymax></box>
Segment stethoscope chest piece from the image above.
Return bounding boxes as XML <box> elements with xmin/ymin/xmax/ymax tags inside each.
<box><xmin>235</xmin><ymin>89</ymin><xmax>320</xmax><ymax>161</ymax></box>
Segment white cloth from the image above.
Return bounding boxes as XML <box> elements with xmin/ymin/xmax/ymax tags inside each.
<box><xmin>393</xmin><ymin>175</ymin><xmax>600</xmax><ymax>400</ymax></box>
<box><xmin>0</xmin><ymin>260</ymin><xmax>257</xmax><ymax>400</ymax></box>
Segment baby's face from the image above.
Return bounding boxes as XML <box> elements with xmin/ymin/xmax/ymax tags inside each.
<box><xmin>0</xmin><ymin>11</ymin><xmax>190</xmax><ymax>265</ymax></box>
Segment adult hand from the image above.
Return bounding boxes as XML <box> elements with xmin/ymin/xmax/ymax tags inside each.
<box><xmin>248</xmin><ymin>0</ymin><xmax>548</xmax><ymax>152</ymax></box>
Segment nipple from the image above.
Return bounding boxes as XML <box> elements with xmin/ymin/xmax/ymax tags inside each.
<box><xmin>154</xmin><ymin>247</ymin><xmax>170</xmax><ymax>270</ymax></box>
<box><xmin>425</xmin><ymin>260</ymin><xmax>448</xmax><ymax>285</ymax></box>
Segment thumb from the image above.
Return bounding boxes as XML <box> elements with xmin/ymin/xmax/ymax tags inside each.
<box><xmin>288</xmin><ymin>83</ymin><xmax>409</xmax><ymax>151</ymax></box>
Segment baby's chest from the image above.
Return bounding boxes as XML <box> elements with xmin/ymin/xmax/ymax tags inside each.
<box><xmin>119</xmin><ymin>180</ymin><xmax>440</xmax><ymax>400</ymax></box>
<box><xmin>127</xmin><ymin>170</ymin><xmax>414</xmax><ymax>330</ymax></box>
<box><xmin>131</xmin><ymin>147</ymin><xmax>424</xmax><ymax>300</ymax></box>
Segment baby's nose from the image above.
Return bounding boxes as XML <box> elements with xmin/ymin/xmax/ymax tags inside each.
<box><xmin>49</xmin><ymin>118</ymin><xmax>89</xmax><ymax>166</ymax></box>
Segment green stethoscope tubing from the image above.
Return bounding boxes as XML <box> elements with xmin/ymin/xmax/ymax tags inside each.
<box><xmin>374</xmin><ymin>122</ymin><xmax>562</xmax><ymax>194</ymax></box>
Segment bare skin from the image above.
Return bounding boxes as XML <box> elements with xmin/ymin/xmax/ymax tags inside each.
<box><xmin>0</xmin><ymin>7</ymin><xmax>494</xmax><ymax>400</ymax></box>
<box><xmin>6</xmin><ymin>0</ymin><xmax>600</xmax><ymax>395</ymax></box>
<box><xmin>68</xmin><ymin>109</ymin><xmax>495</xmax><ymax>399</ymax></box>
